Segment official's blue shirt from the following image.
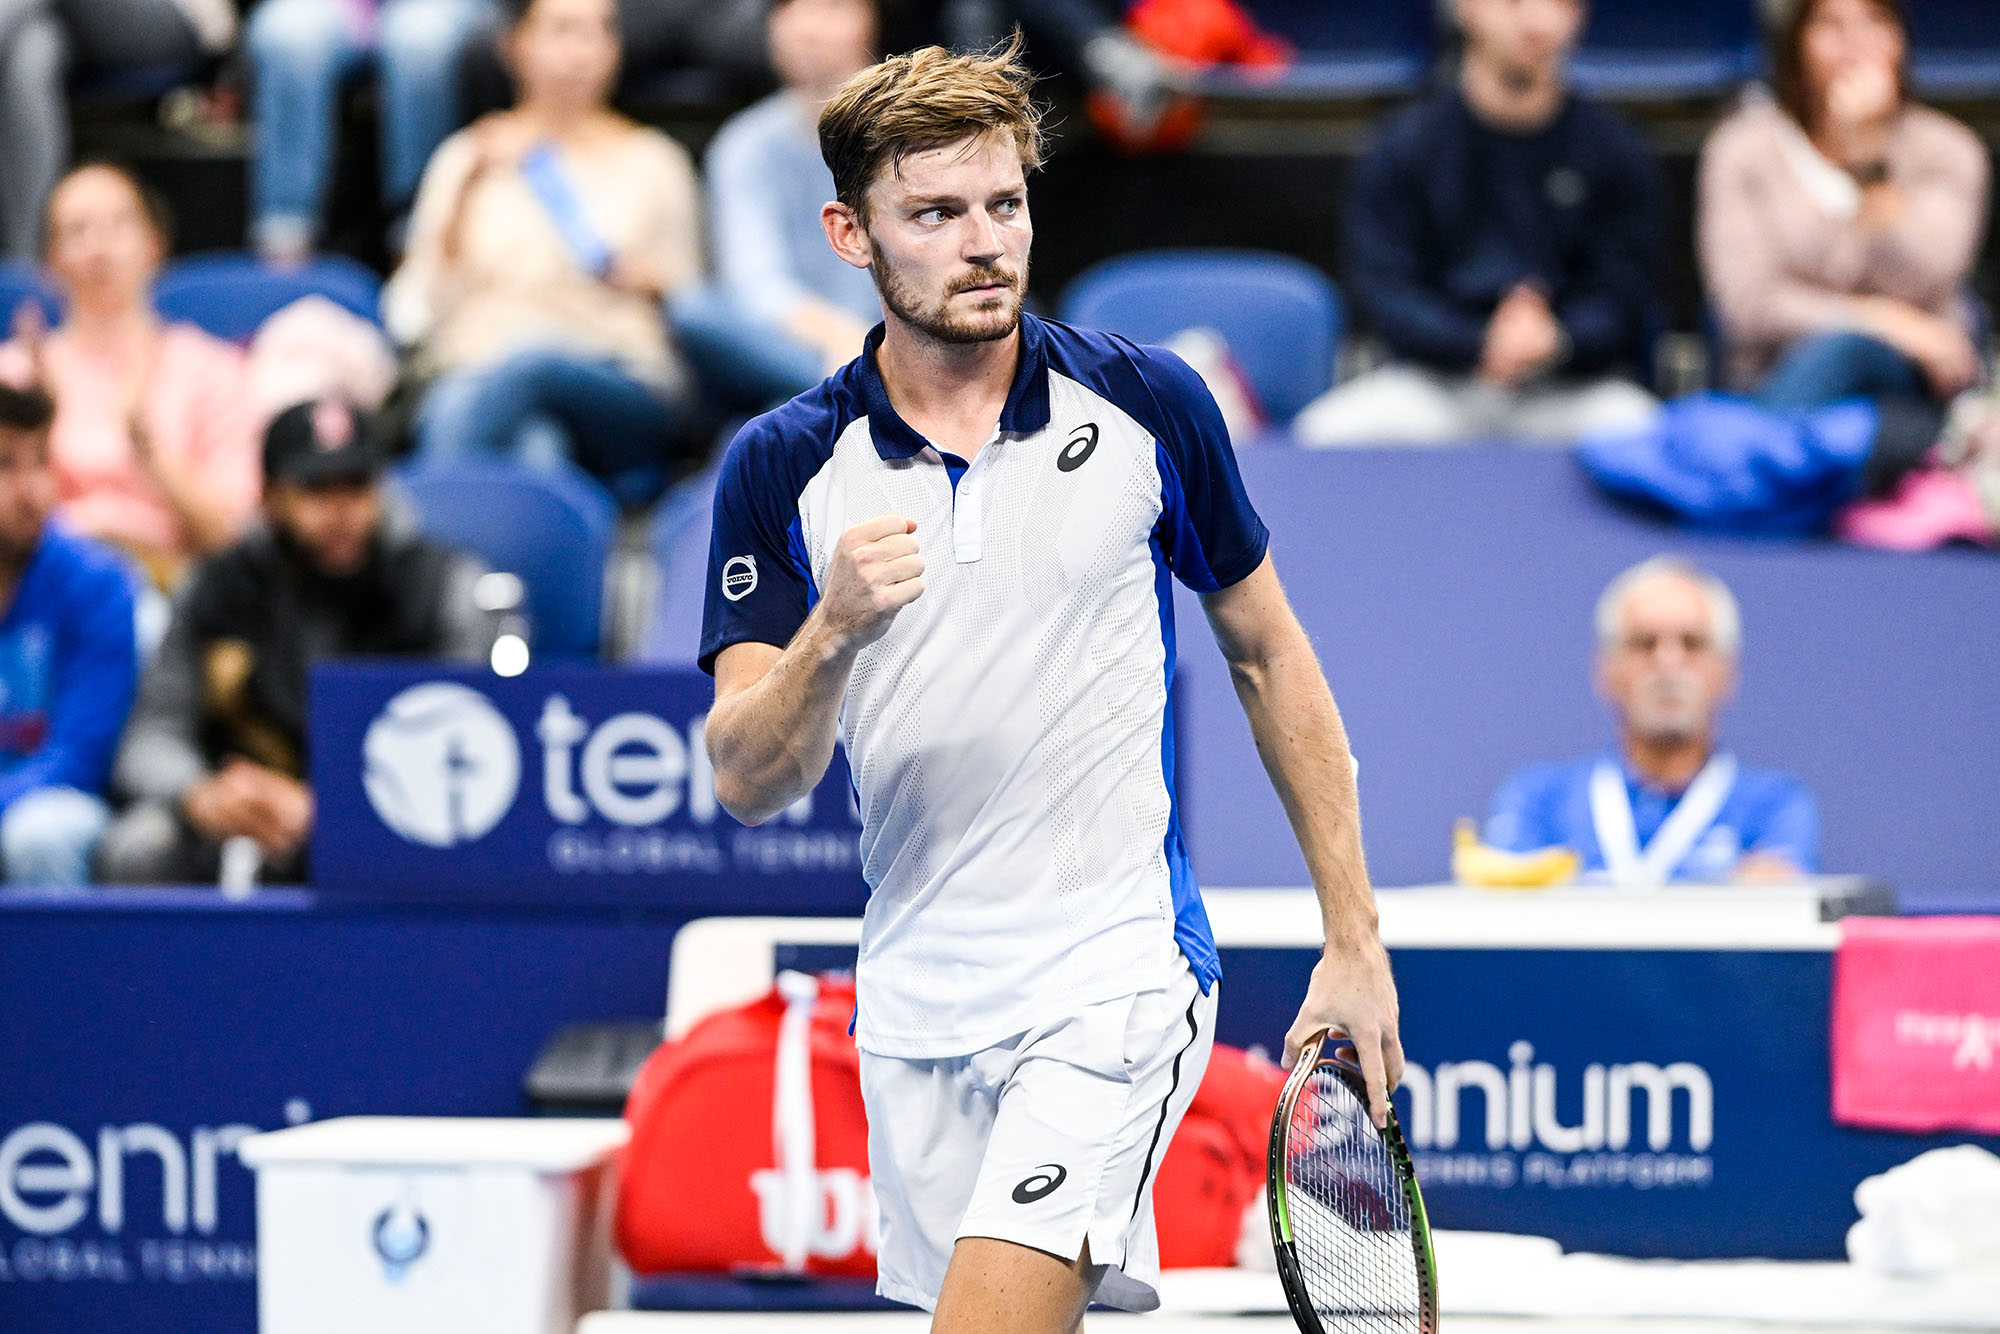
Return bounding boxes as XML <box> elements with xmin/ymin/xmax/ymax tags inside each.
<box><xmin>0</xmin><ymin>523</ymin><xmax>139</xmax><ymax>812</ymax></box>
<box><xmin>1483</xmin><ymin>751</ymin><xmax>1821</xmax><ymax>880</ymax></box>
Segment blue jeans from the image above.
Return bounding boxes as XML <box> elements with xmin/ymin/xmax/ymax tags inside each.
<box><xmin>2</xmin><ymin>785</ymin><xmax>110</xmax><ymax>885</ymax></box>
<box><xmin>415</xmin><ymin>348</ymin><xmax>686</xmax><ymax>507</ymax></box>
<box><xmin>1756</xmin><ymin>331</ymin><xmax>1930</xmax><ymax>411</ymax></box>
<box><xmin>667</xmin><ymin>284</ymin><xmax>825</xmax><ymax>412</ymax></box>
<box><xmin>247</xmin><ymin>0</ymin><xmax>490</xmax><ymax>251</ymax></box>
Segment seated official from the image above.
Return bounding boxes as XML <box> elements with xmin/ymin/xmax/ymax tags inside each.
<box><xmin>0</xmin><ymin>384</ymin><xmax>138</xmax><ymax>884</ymax></box>
<box><xmin>1484</xmin><ymin>557</ymin><xmax>1819</xmax><ymax>884</ymax></box>
<box><xmin>97</xmin><ymin>398</ymin><xmax>499</xmax><ymax>886</ymax></box>
<box><xmin>1295</xmin><ymin>0</ymin><xmax>1659</xmax><ymax>447</ymax></box>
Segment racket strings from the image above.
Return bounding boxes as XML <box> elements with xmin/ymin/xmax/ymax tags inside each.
<box><xmin>1283</xmin><ymin>1067</ymin><xmax>1421</xmax><ymax>1330</ymax></box>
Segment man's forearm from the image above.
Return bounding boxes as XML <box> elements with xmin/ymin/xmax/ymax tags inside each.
<box><xmin>1227</xmin><ymin>636</ymin><xmax>1379</xmax><ymax>951</ymax></box>
<box><xmin>707</xmin><ymin>612</ymin><xmax>857</xmax><ymax>825</ymax></box>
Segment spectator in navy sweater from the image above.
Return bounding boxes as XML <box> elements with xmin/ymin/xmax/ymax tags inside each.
<box><xmin>0</xmin><ymin>383</ymin><xmax>139</xmax><ymax>884</ymax></box>
<box><xmin>1297</xmin><ymin>0</ymin><xmax>1661</xmax><ymax>447</ymax></box>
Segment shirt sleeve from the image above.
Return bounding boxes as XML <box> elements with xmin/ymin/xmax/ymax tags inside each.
<box><xmin>1697</xmin><ymin>110</ymin><xmax>1869</xmax><ymax>353</ymax></box>
<box><xmin>1140</xmin><ymin>346</ymin><xmax>1269</xmax><ymax>592</ymax></box>
<box><xmin>381</xmin><ymin>132</ymin><xmax>478</xmax><ymax>348</ymax></box>
<box><xmin>1345</xmin><ymin>126</ymin><xmax>1491</xmax><ymax>370</ymax></box>
<box><xmin>0</xmin><ymin>553</ymin><xmax>137</xmax><ymax>813</ymax></box>
<box><xmin>1482</xmin><ymin>765</ymin><xmax>1553</xmax><ymax>853</ymax></box>
<box><xmin>640</xmin><ymin>132</ymin><xmax>704</xmax><ymax>302</ymax></box>
<box><xmin>707</xmin><ymin>118</ymin><xmax>814</xmax><ymax>326</ymax></box>
<box><xmin>1555</xmin><ymin>116</ymin><xmax>1660</xmax><ymax>373</ymax></box>
<box><xmin>1747</xmin><ymin>776</ymin><xmax>1821</xmax><ymax>874</ymax></box>
<box><xmin>698</xmin><ymin>421</ymin><xmax>816</xmax><ymax>673</ymax></box>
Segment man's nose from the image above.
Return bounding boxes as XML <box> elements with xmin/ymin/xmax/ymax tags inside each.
<box><xmin>962</xmin><ymin>210</ymin><xmax>1003</xmax><ymax>263</ymax></box>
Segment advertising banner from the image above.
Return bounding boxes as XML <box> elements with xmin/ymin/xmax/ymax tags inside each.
<box><xmin>309</xmin><ymin>663</ymin><xmax>868</xmax><ymax>908</ymax></box>
<box><xmin>1832</xmin><ymin>916</ymin><xmax>2000</xmax><ymax>1134</ymax></box>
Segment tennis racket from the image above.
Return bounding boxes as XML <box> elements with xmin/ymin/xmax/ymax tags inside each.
<box><xmin>1268</xmin><ymin>1030</ymin><xmax>1439</xmax><ymax>1334</ymax></box>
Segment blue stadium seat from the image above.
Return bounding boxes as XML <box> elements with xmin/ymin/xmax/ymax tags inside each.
<box><xmin>1909</xmin><ymin>0</ymin><xmax>2000</xmax><ymax>97</ymax></box>
<box><xmin>1057</xmin><ymin>249</ymin><xmax>1343</xmax><ymax>425</ymax></box>
<box><xmin>398</xmin><ymin>461</ymin><xmax>617</xmax><ymax>660</ymax></box>
<box><xmin>1569</xmin><ymin>0</ymin><xmax>1759</xmax><ymax>99</ymax></box>
<box><xmin>154</xmin><ymin>252</ymin><xmax>383</xmax><ymax>342</ymax></box>
<box><xmin>0</xmin><ymin>260</ymin><xmax>59</xmax><ymax>329</ymax></box>
<box><xmin>1192</xmin><ymin>0</ymin><xmax>1434</xmax><ymax>98</ymax></box>
<box><xmin>638</xmin><ymin>463</ymin><xmax>721</xmax><ymax>665</ymax></box>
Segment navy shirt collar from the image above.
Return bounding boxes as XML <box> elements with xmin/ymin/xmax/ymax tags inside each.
<box><xmin>858</xmin><ymin>311</ymin><xmax>1053</xmax><ymax>460</ymax></box>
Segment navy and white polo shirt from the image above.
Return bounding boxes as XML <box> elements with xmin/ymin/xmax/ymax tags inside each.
<box><xmin>700</xmin><ymin>312</ymin><xmax>1268</xmax><ymax>1059</ymax></box>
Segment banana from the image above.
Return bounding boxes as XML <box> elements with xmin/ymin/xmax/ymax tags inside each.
<box><xmin>1451</xmin><ymin>819</ymin><xmax>1580</xmax><ymax>889</ymax></box>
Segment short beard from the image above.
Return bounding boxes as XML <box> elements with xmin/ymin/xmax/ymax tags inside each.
<box><xmin>1496</xmin><ymin>60</ymin><xmax>1541</xmax><ymax>95</ymax></box>
<box><xmin>870</xmin><ymin>247</ymin><xmax>1026</xmax><ymax>346</ymax></box>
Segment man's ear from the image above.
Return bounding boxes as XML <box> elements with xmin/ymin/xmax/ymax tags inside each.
<box><xmin>822</xmin><ymin>201</ymin><xmax>873</xmax><ymax>271</ymax></box>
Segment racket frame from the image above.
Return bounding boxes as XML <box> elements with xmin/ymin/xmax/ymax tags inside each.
<box><xmin>1266</xmin><ymin>1029</ymin><xmax>1440</xmax><ymax>1334</ymax></box>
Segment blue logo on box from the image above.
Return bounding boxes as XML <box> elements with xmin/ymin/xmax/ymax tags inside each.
<box><xmin>371</xmin><ymin>1197</ymin><xmax>430</xmax><ymax>1282</ymax></box>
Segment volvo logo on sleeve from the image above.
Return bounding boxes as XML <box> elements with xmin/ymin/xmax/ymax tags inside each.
<box><xmin>722</xmin><ymin>554</ymin><xmax>759</xmax><ymax>601</ymax></box>
<box><xmin>1012</xmin><ymin>1163</ymin><xmax>1068</xmax><ymax>1204</ymax></box>
<box><xmin>1056</xmin><ymin>423</ymin><xmax>1098</xmax><ymax>472</ymax></box>
<box><xmin>361</xmin><ymin>682</ymin><xmax>522</xmax><ymax>848</ymax></box>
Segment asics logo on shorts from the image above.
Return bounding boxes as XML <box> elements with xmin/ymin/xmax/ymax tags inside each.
<box><xmin>1012</xmin><ymin>1163</ymin><xmax>1068</xmax><ymax>1204</ymax></box>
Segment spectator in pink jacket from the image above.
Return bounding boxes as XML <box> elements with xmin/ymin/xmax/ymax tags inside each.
<box><xmin>1</xmin><ymin>163</ymin><xmax>261</xmax><ymax>586</ymax></box>
<box><xmin>1699</xmin><ymin>0</ymin><xmax>1989</xmax><ymax>414</ymax></box>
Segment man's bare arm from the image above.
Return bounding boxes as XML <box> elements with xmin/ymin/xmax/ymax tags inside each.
<box><xmin>706</xmin><ymin>513</ymin><xmax>924</xmax><ymax>824</ymax></box>
<box><xmin>1200</xmin><ymin>553</ymin><xmax>1404</xmax><ymax>1124</ymax></box>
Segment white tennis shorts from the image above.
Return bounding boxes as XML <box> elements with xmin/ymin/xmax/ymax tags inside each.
<box><xmin>858</xmin><ymin>956</ymin><xmax>1218</xmax><ymax>1312</ymax></box>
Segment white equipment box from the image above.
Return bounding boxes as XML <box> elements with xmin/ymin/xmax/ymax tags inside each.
<box><xmin>239</xmin><ymin>1116</ymin><xmax>628</xmax><ymax>1334</ymax></box>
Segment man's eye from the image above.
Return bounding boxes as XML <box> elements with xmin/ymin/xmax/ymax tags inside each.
<box><xmin>994</xmin><ymin>198</ymin><xmax>1021</xmax><ymax>216</ymax></box>
<box><xmin>917</xmin><ymin>208</ymin><xmax>949</xmax><ymax>225</ymax></box>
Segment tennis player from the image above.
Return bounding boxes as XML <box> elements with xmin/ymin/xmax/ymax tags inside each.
<box><xmin>700</xmin><ymin>37</ymin><xmax>1402</xmax><ymax>1330</ymax></box>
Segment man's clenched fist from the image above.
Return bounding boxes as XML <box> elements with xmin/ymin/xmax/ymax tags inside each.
<box><xmin>820</xmin><ymin>513</ymin><xmax>925</xmax><ymax>650</ymax></box>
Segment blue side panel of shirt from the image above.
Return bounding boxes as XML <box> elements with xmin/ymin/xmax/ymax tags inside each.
<box><xmin>1042</xmin><ymin>319</ymin><xmax>1273</xmax><ymax>994</ymax></box>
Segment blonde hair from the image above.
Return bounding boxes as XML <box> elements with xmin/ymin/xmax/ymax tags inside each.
<box><xmin>818</xmin><ymin>32</ymin><xmax>1046</xmax><ymax>220</ymax></box>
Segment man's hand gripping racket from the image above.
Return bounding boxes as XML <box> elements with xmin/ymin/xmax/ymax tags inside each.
<box><xmin>1283</xmin><ymin>939</ymin><xmax>1405</xmax><ymax>1128</ymax></box>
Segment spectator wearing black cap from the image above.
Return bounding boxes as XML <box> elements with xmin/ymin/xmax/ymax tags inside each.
<box><xmin>0</xmin><ymin>382</ymin><xmax>138</xmax><ymax>884</ymax></box>
<box><xmin>97</xmin><ymin>398</ymin><xmax>500</xmax><ymax>885</ymax></box>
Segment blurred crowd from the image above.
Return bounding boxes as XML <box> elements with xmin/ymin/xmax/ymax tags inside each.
<box><xmin>0</xmin><ymin>0</ymin><xmax>1989</xmax><ymax>889</ymax></box>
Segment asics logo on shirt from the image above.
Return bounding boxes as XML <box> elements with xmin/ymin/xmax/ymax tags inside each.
<box><xmin>1012</xmin><ymin>1163</ymin><xmax>1068</xmax><ymax>1203</ymax></box>
<box><xmin>1057</xmin><ymin>423</ymin><xmax>1099</xmax><ymax>472</ymax></box>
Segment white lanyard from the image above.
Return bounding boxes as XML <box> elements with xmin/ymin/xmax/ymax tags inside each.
<box><xmin>1590</xmin><ymin>753</ymin><xmax>1738</xmax><ymax>886</ymax></box>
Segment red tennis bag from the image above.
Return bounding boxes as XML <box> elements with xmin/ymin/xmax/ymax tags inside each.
<box><xmin>617</xmin><ymin>972</ymin><xmax>1283</xmax><ymax>1276</ymax></box>
<box><xmin>618</xmin><ymin>973</ymin><xmax>876</xmax><ymax>1276</ymax></box>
